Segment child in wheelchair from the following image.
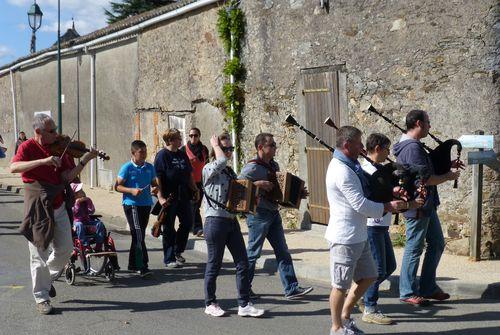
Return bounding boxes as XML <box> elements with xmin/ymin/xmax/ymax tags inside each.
<box><xmin>71</xmin><ymin>182</ymin><xmax>106</xmax><ymax>252</ymax></box>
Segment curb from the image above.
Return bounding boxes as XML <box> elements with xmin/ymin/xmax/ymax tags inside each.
<box><xmin>0</xmin><ymin>183</ymin><xmax>498</xmax><ymax>300</ymax></box>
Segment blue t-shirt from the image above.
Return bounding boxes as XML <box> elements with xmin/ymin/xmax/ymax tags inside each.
<box><xmin>117</xmin><ymin>160</ymin><xmax>156</xmax><ymax>206</ymax></box>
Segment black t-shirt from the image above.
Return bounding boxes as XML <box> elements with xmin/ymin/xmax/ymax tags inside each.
<box><xmin>154</xmin><ymin>148</ymin><xmax>193</xmax><ymax>201</ymax></box>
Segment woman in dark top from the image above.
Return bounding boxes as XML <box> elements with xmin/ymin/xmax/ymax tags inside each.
<box><xmin>154</xmin><ymin>128</ymin><xmax>199</xmax><ymax>268</ymax></box>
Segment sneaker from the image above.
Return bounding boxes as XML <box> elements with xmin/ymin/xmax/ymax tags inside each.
<box><xmin>140</xmin><ymin>268</ymin><xmax>153</xmax><ymax>278</ymax></box>
<box><xmin>285</xmin><ymin>286</ymin><xmax>313</xmax><ymax>300</ymax></box>
<box><xmin>343</xmin><ymin>318</ymin><xmax>365</xmax><ymax>335</ymax></box>
<box><xmin>238</xmin><ymin>302</ymin><xmax>265</xmax><ymax>317</ymax></box>
<box><xmin>362</xmin><ymin>310</ymin><xmax>393</xmax><ymax>325</ymax></box>
<box><xmin>165</xmin><ymin>261</ymin><xmax>182</xmax><ymax>269</ymax></box>
<box><xmin>204</xmin><ymin>303</ymin><xmax>226</xmax><ymax>317</ymax></box>
<box><xmin>249</xmin><ymin>288</ymin><xmax>260</xmax><ymax>299</ymax></box>
<box><xmin>37</xmin><ymin>301</ymin><xmax>54</xmax><ymax>315</ymax></box>
<box><xmin>424</xmin><ymin>291</ymin><xmax>450</xmax><ymax>301</ymax></box>
<box><xmin>48</xmin><ymin>285</ymin><xmax>56</xmax><ymax>298</ymax></box>
<box><xmin>175</xmin><ymin>254</ymin><xmax>186</xmax><ymax>264</ymax></box>
<box><xmin>400</xmin><ymin>296</ymin><xmax>430</xmax><ymax>306</ymax></box>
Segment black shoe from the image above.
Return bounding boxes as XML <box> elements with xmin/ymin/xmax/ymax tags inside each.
<box><xmin>175</xmin><ymin>254</ymin><xmax>186</xmax><ymax>264</ymax></box>
<box><xmin>128</xmin><ymin>266</ymin><xmax>138</xmax><ymax>272</ymax></box>
<box><xmin>285</xmin><ymin>286</ymin><xmax>313</xmax><ymax>300</ymax></box>
<box><xmin>249</xmin><ymin>288</ymin><xmax>260</xmax><ymax>300</ymax></box>
<box><xmin>140</xmin><ymin>268</ymin><xmax>153</xmax><ymax>278</ymax></box>
<box><xmin>49</xmin><ymin>285</ymin><xmax>56</xmax><ymax>298</ymax></box>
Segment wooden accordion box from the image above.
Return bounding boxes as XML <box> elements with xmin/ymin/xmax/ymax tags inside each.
<box><xmin>226</xmin><ymin>179</ymin><xmax>259</xmax><ymax>214</ymax></box>
<box><xmin>271</xmin><ymin>172</ymin><xmax>305</xmax><ymax>209</ymax></box>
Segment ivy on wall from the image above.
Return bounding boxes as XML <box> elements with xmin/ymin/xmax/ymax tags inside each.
<box><xmin>217</xmin><ymin>0</ymin><xmax>246</xmax><ymax>163</ymax></box>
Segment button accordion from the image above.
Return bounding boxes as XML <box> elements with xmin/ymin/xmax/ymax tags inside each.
<box><xmin>226</xmin><ymin>179</ymin><xmax>259</xmax><ymax>214</ymax></box>
<box><xmin>270</xmin><ymin>172</ymin><xmax>305</xmax><ymax>209</ymax></box>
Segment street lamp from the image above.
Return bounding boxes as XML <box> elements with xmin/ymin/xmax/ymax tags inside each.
<box><xmin>27</xmin><ymin>0</ymin><xmax>43</xmax><ymax>54</ymax></box>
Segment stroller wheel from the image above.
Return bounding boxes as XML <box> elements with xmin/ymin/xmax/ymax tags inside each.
<box><xmin>65</xmin><ymin>264</ymin><xmax>76</xmax><ymax>285</ymax></box>
<box><xmin>104</xmin><ymin>262</ymin><xmax>115</xmax><ymax>282</ymax></box>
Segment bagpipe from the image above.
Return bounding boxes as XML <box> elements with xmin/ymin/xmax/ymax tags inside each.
<box><xmin>367</xmin><ymin>105</ymin><xmax>462</xmax><ymax>188</ymax></box>
<box><xmin>285</xmin><ymin>114</ymin><xmax>429</xmax><ymax>205</ymax></box>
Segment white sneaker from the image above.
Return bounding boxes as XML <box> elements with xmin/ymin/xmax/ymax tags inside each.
<box><xmin>204</xmin><ymin>303</ymin><xmax>226</xmax><ymax>317</ymax></box>
<box><xmin>238</xmin><ymin>302</ymin><xmax>265</xmax><ymax>317</ymax></box>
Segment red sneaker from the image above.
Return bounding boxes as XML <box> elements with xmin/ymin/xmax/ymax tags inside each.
<box><xmin>424</xmin><ymin>291</ymin><xmax>450</xmax><ymax>301</ymax></box>
<box><xmin>400</xmin><ymin>296</ymin><xmax>430</xmax><ymax>306</ymax></box>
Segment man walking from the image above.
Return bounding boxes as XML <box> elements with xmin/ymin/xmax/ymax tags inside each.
<box><xmin>326</xmin><ymin>126</ymin><xmax>408</xmax><ymax>334</ymax></box>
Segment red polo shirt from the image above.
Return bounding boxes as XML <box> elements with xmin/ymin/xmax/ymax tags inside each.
<box><xmin>12</xmin><ymin>138</ymin><xmax>76</xmax><ymax>208</ymax></box>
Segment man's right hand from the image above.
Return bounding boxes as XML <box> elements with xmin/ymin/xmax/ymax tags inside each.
<box><xmin>131</xmin><ymin>188</ymin><xmax>143</xmax><ymax>197</ymax></box>
<box><xmin>44</xmin><ymin>156</ymin><xmax>61</xmax><ymax>168</ymax></box>
<box><xmin>446</xmin><ymin>170</ymin><xmax>460</xmax><ymax>181</ymax></box>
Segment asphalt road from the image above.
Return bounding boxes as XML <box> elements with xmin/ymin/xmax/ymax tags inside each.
<box><xmin>1</xmin><ymin>188</ymin><xmax>499</xmax><ymax>335</ymax></box>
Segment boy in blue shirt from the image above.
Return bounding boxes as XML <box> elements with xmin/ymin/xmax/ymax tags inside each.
<box><xmin>115</xmin><ymin>140</ymin><xmax>158</xmax><ymax>277</ymax></box>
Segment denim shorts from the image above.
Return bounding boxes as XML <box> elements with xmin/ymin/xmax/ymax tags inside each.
<box><xmin>329</xmin><ymin>241</ymin><xmax>377</xmax><ymax>290</ymax></box>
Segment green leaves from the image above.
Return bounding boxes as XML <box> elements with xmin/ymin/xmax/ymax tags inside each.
<box><xmin>104</xmin><ymin>0</ymin><xmax>176</xmax><ymax>24</ymax></box>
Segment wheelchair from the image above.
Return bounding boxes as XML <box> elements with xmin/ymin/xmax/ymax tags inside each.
<box><xmin>62</xmin><ymin>215</ymin><xmax>120</xmax><ymax>285</ymax></box>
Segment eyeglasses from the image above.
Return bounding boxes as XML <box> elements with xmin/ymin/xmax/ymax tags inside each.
<box><xmin>44</xmin><ymin>128</ymin><xmax>57</xmax><ymax>134</ymax></box>
<box><xmin>221</xmin><ymin>146</ymin><xmax>235</xmax><ymax>153</ymax></box>
<box><xmin>265</xmin><ymin>142</ymin><xmax>277</xmax><ymax>148</ymax></box>
<box><xmin>189</xmin><ymin>134</ymin><xmax>200</xmax><ymax>138</ymax></box>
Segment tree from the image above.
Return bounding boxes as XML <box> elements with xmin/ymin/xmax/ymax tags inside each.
<box><xmin>104</xmin><ymin>0</ymin><xmax>176</xmax><ymax>24</ymax></box>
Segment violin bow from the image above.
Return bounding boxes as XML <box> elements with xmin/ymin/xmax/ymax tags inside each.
<box><xmin>59</xmin><ymin>130</ymin><xmax>78</xmax><ymax>160</ymax></box>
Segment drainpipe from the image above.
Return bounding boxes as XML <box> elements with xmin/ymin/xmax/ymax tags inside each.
<box><xmin>229</xmin><ymin>32</ymin><xmax>239</xmax><ymax>173</ymax></box>
<box><xmin>10</xmin><ymin>70</ymin><xmax>18</xmax><ymax>141</ymax></box>
<box><xmin>90</xmin><ymin>53</ymin><xmax>96</xmax><ymax>188</ymax></box>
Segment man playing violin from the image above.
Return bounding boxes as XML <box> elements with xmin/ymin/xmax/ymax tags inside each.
<box><xmin>10</xmin><ymin>113</ymin><xmax>99</xmax><ymax>315</ymax></box>
<box><xmin>393</xmin><ymin>109</ymin><xmax>461</xmax><ymax>307</ymax></box>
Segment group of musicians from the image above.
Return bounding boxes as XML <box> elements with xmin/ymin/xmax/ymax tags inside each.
<box><xmin>10</xmin><ymin>109</ymin><xmax>462</xmax><ymax>332</ymax></box>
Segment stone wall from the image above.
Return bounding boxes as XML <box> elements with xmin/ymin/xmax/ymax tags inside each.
<box><xmin>239</xmin><ymin>0</ymin><xmax>499</xmax><ymax>255</ymax></box>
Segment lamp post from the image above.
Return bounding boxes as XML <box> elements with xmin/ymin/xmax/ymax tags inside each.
<box><xmin>57</xmin><ymin>0</ymin><xmax>62</xmax><ymax>133</ymax></box>
<box><xmin>27</xmin><ymin>1</ymin><xmax>43</xmax><ymax>54</ymax></box>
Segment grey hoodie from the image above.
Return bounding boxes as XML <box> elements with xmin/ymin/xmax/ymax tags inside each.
<box><xmin>393</xmin><ymin>134</ymin><xmax>440</xmax><ymax>218</ymax></box>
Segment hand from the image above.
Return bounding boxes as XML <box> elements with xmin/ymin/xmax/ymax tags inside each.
<box><xmin>82</xmin><ymin>147</ymin><xmax>99</xmax><ymax>163</ymax></box>
<box><xmin>409</xmin><ymin>197</ymin><xmax>425</xmax><ymax>209</ymax></box>
<box><xmin>159</xmin><ymin>196</ymin><xmax>171</xmax><ymax>207</ymax></box>
<box><xmin>451</xmin><ymin>159</ymin><xmax>465</xmax><ymax>170</ymax></box>
<box><xmin>210</xmin><ymin>134</ymin><xmax>219</xmax><ymax>148</ymax></box>
<box><xmin>255</xmin><ymin>180</ymin><xmax>274</xmax><ymax>192</ymax></box>
<box><xmin>44</xmin><ymin>156</ymin><xmax>62</xmax><ymax>168</ymax></box>
<box><xmin>392</xmin><ymin>186</ymin><xmax>408</xmax><ymax>201</ymax></box>
<box><xmin>151</xmin><ymin>186</ymin><xmax>158</xmax><ymax>195</ymax></box>
<box><xmin>131</xmin><ymin>188</ymin><xmax>143</xmax><ymax>197</ymax></box>
<box><xmin>384</xmin><ymin>200</ymin><xmax>406</xmax><ymax>213</ymax></box>
<box><xmin>300</xmin><ymin>186</ymin><xmax>309</xmax><ymax>199</ymax></box>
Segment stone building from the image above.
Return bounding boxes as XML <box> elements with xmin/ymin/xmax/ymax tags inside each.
<box><xmin>0</xmin><ymin>0</ymin><xmax>498</xmax><ymax>256</ymax></box>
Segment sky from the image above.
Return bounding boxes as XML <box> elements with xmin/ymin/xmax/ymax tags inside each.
<box><xmin>0</xmin><ymin>0</ymin><xmax>111</xmax><ymax>66</ymax></box>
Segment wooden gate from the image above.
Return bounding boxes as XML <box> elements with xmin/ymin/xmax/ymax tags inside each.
<box><xmin>301</xmin><ymin>67</ymin><xmax>342</xmax><ymax>225</ymax></box>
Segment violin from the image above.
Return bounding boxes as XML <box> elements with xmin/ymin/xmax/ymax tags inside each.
<box><xmin>50</xmin><ymin>134</ymin><xmax>110</xmax><ymax>160</ymax></box>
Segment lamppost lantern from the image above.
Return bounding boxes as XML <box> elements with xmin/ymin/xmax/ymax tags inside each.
<box><xmin>27</xmin><ymin>1</ymin><xmax>43</xmax><ymax>53</ymax></box>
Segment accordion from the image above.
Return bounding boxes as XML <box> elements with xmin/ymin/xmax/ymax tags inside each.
<box><xmin>270</xmin><ymin>172</ymin><xmax>305</xmax><ymax>209</ymax></box>
<box><xmin>226</xmin><ymin>179</ymin><xmax>259</xmax><ymax>214</ymax></box>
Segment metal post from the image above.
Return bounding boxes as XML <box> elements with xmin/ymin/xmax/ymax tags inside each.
<box><xmin>76</xmin><ymin>56</ymin><xmax>80</xmax><ymax>141</ymax></box>
<box><xmin>470</xmin><ymin>130</ymin><xmax>484</xmax><ymax>261</ymax></box>
<box><xmin>57</xmin><ymin>0</ymin><xmax>62</xmax><ymax>133</ymax></box>
<box><xmin>30</xmin><ymin>30</ymin><xmax>36</xmax><ymax>54</ymax></box>
<box><xmin>90</xmin><ymin>53</ymin><xmax>96</xmax><ymax>188</ymax></box>
<box><xmin>10</xmin><ymin>70</ymin><xmax>18</xmax><ymax>140</ymax></box>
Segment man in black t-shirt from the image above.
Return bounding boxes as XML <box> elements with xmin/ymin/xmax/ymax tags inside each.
<box><xmin>155</xmin><ymin>129</ymin><xmax>199</xmax><ymax>268</ymax></box>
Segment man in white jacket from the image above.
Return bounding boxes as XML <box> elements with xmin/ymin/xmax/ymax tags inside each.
<box><xmin>325</xmin><ymin>126</ymin><xmax>407</xmax><ymax>335</ymax></box>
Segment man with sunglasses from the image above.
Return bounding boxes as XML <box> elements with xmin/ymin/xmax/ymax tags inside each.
<box><xmin>181</xmin><ymin>127</ymin><xmax>209</xmax><ymax>237</ymax></box>
<box><xmin>10</xmin><ymin>113</ymin><xmax>99</xmax><ymax>315</ymax></box>
<box><xmin>239</xmin><ymin>133</ymin><xmax>313</xmax><ymax>300</ymax></box>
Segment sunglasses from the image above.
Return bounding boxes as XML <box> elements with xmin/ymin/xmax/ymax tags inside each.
<box><xmin>44</xmin><ymin>128</ymin><xmax>58</xmax><ymax>134</ymax></box>
<box><xmin>221</xmin><ymin>146</ymin><xmax>235</xmax><ymax>153</ymax></box>
<box><xmin>189</xmin><ymin>134</ymin><xmax>200</xmax><ymax>138</ymax></box>
<box><xmin>265</xmin><ymin>142</ymin><xmax>277</xmax><ymax>148</ymax></box>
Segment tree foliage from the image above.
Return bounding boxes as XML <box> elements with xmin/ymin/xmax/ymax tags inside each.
<box><xmin>105</xmin><ymin>0</ymin><xmax>176</xmax><ymax>24</ymax></box>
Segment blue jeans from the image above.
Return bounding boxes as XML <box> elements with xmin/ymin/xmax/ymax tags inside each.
<box><xmin>74</xmin><ymin>219</ymin><xmax>106</xmax><ymax>246</ymax></box>
<box><xmin>363</xmin><ymin>226</ymin><xmax>396</xmax><ymax>309</ymax></box>
<box><xmin>399</xmin><ymin>209</ymin><xmax>445</xmax><ymax>299</ymax></box>
<box><xmin>162</xmin><ymin>199</ymin><xmax>194</xmax><ymax>264</ymax></box>
<box><xmin>204</xmin><ymin>216</ymin><xmax>250</xmax><ymax>307</ymax></box>
<box><xmin>246</xmin><ymin>207</ymin><xmax>298</xmax><ymax>295</ymax></box>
